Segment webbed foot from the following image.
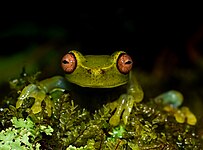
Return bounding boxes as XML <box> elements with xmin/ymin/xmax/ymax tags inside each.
<box><xmin>16</xmin><ymin>84</ymin><xmax>52</xmax><ymax>116</ymax></box>
<box><xmin>109</xmin><ymin>93</ymin><xmax>142</xmax><ymax>126</ymax></box>
<box><xmin>156</xmin><ymin>90</ymin><xmax>197</xmax><ymax>125</ymax></box>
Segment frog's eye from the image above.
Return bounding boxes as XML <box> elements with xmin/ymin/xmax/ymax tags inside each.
<box><xmin>61</xmin><ymin>52</ymin><xmax>77</xmax><ymax>73</ymax></box>
<box><xmin>117</xmin><ymin>53</ymin><xmax>133</xmax><ymax>74</ymax></box>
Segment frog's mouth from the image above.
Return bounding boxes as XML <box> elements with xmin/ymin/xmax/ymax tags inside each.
<box><xmin>72</xmin><ymin>80</ymin><xmax>128</xmax><ymax>88</ymax></box>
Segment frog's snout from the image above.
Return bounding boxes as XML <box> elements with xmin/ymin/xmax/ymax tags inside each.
<box><xmin>87</xmin><ymin>68</ymin><xmax>105</xmax><ymax>76</ymax></box>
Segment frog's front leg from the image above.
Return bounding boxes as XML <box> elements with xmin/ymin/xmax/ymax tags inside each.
<box><xmin>109</xmin><ymin>72</ymin><xmax>144</xmax><ymax>126</ymax></box>
<box><xmin>16</xmin><ymin>76</ymin><xmax>68</xmax><ymax>115</ymax></box>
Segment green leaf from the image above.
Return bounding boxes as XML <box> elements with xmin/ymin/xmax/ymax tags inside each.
<box><xmin>0</xmin><ymin>131</ymin><xmax>6</xmax><ymax>141</ymax></box>
<box><xmin>0</xmin><ymin>129</ymin><xmax>16</xmax><ymax>143</ymax></box>
<box><xmin>11</xmin><ymin>117</ymin><xmax>34</xmax><ymax>130</ymax></box>
<box><xmin>35</xmin><ymin>143</ymin><xmax>41</xmax><ymax>150</ymax></box>
<box><xmin>21</xmin><ymin>134</ymin><xmax>32</xmax><ymax>147</ymax></box>
<box><xmin>10</xmin><ymin>139</ymin><xmax>26</xmax><ymax>150</ymax></box>
<box><xmin>40</xmin><ymin>125</ymin><xmax>53</xmax><ymax>135</ymax></box>
<box><xmin>0</xmin><ymin>144</ymin><xmax>11</xmax><ymax>150</ymax></box>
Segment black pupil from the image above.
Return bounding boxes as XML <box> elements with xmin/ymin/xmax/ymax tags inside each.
<box><xmin>125</xmin><ymin>60</ymin><xmax>132</xmax><ymax>64</ymax></box>
<box><xmin>62</xmin><ymin>60</ymin><xmax>68</xmax><ymax>64</ymax></box>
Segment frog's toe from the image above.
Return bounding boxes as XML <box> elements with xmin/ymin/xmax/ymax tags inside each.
<box><xmin>16</xmin><ymin>84</ymin><xmax>39</xmax><ymax>108</ymax></box>
<box><xmin>18</xmin><ymin>84</ymin><xmax>37</xmax><ymax>98</ymax></box>
<box><xmin>31</xmin><ymin>100</ymin><xmax>43</xmax><ymax>114</ymax></box>
<box><xmin>16</xmin><ymin>84</ymin><xmax>46</xmax><ymax>114</ymax></box>
<box><xmin>109</xmin><ymin>114</ymin><xmax>121</xmax><ymax>127</ymax></box>
<box><xmin>181</xmin><ymin>107</ymin><xmax>197</xmax><ymax>125</ymax></box>
<box><xmin>174</xmin><ymin>109</ymin><xmax>185</xmax><ymax>124</ymax></box>
<box><xmin>109</xmin><ymin>94</ymin><xmax>135</xmax><ymax>126</ymax></box>
<box><xmin>122</xmin><ymin>95</ymin><xmax>134</xmax><ymax>124</ymax></box>
<box><xmin>109</xmin><ymin>94</ymin><xmax>127</xmax><ymax>126</ymax></box>
<box><xmin>186</xmin><ymin>113</ymin><xmax>197</xmax><ymax>125</ymax></box>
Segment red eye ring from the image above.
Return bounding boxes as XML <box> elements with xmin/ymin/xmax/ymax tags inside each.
<box><xmin>117</xmin><ymin>53</ymin><xmax>133</xmax><ymax>74</ymax></box>
<box><xmin>61</xmin><ymin>52</ymin><xmax>77</xmax><ymax>73</ymax></box>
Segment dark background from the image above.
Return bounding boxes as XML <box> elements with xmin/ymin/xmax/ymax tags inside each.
<box><xmin>0</xmin><ymin>8</ymin><xmax>203</xmax><ymax>118</ymax></box>
<box><xmin>1</xmin><ymin>9</ymin><xmax>202</xmax><ymax>68</ymax></box>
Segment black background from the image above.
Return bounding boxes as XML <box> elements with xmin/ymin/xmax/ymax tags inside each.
<box><xmin>1</xmin><ymin>8</ymin><xmax>203</xmax><ymax>70</ymax></box>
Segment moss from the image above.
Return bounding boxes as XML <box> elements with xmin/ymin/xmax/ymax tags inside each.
<box><xmin>0</xmin><ymin>116</ymin><xmax>53</xmax><ymax>150</ymax></box>
<box><xmin>0</xmin><ymin>73</ymin><xmax>202</xmax><ymax>149</ymax></box>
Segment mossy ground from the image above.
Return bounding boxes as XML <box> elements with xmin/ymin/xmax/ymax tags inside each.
<box><xmin>0</xmin><ymin>72</ymin><xmax>202</xmax><ymax>150</ymax></box>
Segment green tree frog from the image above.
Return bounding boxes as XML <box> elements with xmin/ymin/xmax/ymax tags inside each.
<box><xmin>16</xmin><ymin>50</ymin><xmax>144</xmax><ymax>126</ymax></box>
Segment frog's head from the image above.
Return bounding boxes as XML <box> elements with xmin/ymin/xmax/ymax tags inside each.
<box><xmin>61</xmin><ymin>50</ymin><xmax>133</xmax><ymax>88</ymax></box>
